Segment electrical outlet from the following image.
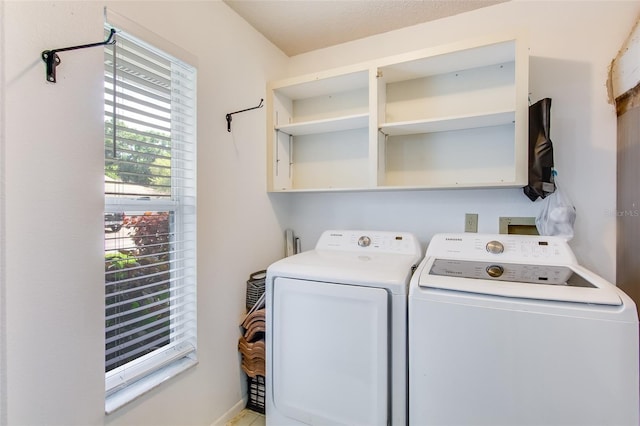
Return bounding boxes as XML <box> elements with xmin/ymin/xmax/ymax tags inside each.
<box><xmin>465</xmin><ymin>213</ymin><xmax>478</xmax><ymax>233</ymax></box>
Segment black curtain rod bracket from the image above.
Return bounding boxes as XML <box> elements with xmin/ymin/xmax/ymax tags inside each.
<box><xmin>41</xmin><ymin>28</ymin><xmax>116</xmax><ymax>83</ymax></box>
<box><xmin>226</xmin><ymin>98</ymin><xmax>264</xmax><ymax>132</ymax></box>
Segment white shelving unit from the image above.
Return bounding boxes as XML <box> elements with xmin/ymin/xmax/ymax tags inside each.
<box><xmin>266</xmin><ymin>34</ymin><xmax>528</xmax><ymax>192</ymax></box>
<box><xmin>275</xmin><ymin>113</ymin><xmax>369</xmax><ymax>136</ymax></box>
<box><xmin>380</xmin><ymin>111</ymin><xmax>515</xmax><ymax>136</ymax></box>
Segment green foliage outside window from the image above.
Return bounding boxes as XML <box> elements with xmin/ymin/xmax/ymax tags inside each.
<box><xmin>104</xmin><ymin>118</ymin><xmax>171</xmax><ymax>194</ymax></box>
<box><xmin>105</xmin><ymin>212</ymin><xmax>171</xmax><ymax>372</ymax></box>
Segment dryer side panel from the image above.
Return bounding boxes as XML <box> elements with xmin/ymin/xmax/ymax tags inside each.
<box><xmin>272</xmin><ymin>277</ymin><xmax>389</xmax><ymax>426</ymax></box>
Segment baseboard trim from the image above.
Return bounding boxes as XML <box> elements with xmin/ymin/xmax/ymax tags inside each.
<box><xmin>210</xmin><ymin>399</ymin><xmax>247</xmax><ymax>426</ymax></box>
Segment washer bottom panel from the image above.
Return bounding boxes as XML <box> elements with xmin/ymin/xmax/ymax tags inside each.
<box><xmin>409</xmin><ymin>296</ymin><xmax>639</xmax><ymax>426</ymax></box>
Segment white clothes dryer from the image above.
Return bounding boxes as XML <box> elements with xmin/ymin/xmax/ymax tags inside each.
<box><xmin>409</xmin><ymin>233</ymin><xmax>639</xmax><ymax>426</ymax></box>
<box><xmin>266</xmin><ymin>230</ymin><xmax>422</xmax><ymax>426</ymax></box>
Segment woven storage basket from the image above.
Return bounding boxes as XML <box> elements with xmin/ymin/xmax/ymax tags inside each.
<box><xmin>246</xmin><ymin>270</ymin><xmax>266</xmax><ymax>310</ymax></box>
<box><xmin>246</xmin><ymin>375</ymin><xmax>265</xmax><ymax>413</ymax></box>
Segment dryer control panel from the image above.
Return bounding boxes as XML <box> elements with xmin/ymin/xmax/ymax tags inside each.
<box><xmin>316</xmin><ymin>230</ymin><xmax>421</xmax><ymax>255</ymax></box>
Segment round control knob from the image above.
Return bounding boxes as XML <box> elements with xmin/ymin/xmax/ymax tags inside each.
<box><xmin>486</xmin><ymin>265</ymin><xmax>504</xmax><ymax>278</ymax></box>
<box><xmin>358</xmin><ymin>236</ymin><xmax>371</xmax><ymax>247</ymax></box>
<box><xmin>486</xmin><ymin>240</ymin><xmax>504</xmax><ymax>254</ymax></box>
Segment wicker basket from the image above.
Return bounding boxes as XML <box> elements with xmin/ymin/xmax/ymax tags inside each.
<box><xmin>245</xmin><ymin>270</ymin><xmax>266</xmax><ymax>413</ymax></box>
<box><xmin>246</xmin><ymin>270</ymin><xmax>266</xmax><ymax>310</ymax></box>
<box><xmin>246</xmin><ymin>375</ymin><xmax>266</xmax><ymax>414</ymax></box>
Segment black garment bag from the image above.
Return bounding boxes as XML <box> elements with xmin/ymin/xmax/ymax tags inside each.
<box><xmin>524</xmin><ymin>97</ymin><xmax>556</xmax><ymax>201</ymax></box>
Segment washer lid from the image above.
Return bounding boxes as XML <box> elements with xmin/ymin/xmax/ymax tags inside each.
<box><xmin>419</xmin><ymin>257</ymin><xmax>622</xmax><ymax>306</ymax></box>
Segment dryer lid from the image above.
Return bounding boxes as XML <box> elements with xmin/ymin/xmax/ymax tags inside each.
<box><xmin>267</xmin><ymin>230</ymin><xmax>422</xmax><ymax>294</ymax></box>
<box><xmin>269</xmin><ymin>249</ymin><xmax>420</xmax><ymax>294</ymax></box>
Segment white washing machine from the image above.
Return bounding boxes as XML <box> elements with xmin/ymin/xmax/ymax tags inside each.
<box><xmin>266</xmin><ymin>230</ymin><xmax>422</xmax><ymax>426</ymax></box>
<box><xmin>409</xmin><ymin>233</ymin><xmax>639</xmax><ymax>426</ymax></box>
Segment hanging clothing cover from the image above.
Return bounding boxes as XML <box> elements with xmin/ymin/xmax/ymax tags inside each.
<box><xmin>536</xmin><ymin>177</ymin><xmax>576</xmax><ymax>240</ymax></box>
<box><xmin>524</xmin><ymin>98</ymin><xmax>556</xmax><ymax>201</ymax></box>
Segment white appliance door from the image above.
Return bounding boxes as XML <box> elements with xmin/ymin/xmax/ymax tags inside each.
<box><xmin>273</xmin><ymin>277</ymin><xmax>388</xmax><ymax>426</ymax></box>
<box><xmin>409</xmin><ymin>294</ymin><xmax>639</xmax><ymax>426</ymax></box>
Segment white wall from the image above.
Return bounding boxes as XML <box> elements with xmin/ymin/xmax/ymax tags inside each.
<box><xmin>283</xmin><ymin>0</ymin><xmax>640</xmax><ymax>282</ymax></box>
<box><xmin>3</xmin><ymin>1</ymin><xmax>288</xmax><ymax>425</ymax></box>
<box><xmin>5</xmin><ymin>2</ymin><xmax>106</xmax><ymax>424</ymax></box>
<box><xmin>0</xmin><ymin>0</ymin><xmax>7</xmax><ymax>423</ymax></box>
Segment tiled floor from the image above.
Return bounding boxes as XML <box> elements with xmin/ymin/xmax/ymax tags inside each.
<box><xmin>226</xmin><ymin>409</ymin><xmax>265</xmax><ymax>426</ymax></box>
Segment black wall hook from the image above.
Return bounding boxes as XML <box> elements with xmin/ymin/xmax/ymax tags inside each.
<box><xmin>42</xmin><ymin>28</ymin><xmax>116</xmax><ymax>83</ymax></box>
<box><xmin>226</xmin><ymin>98</ymin><xmax>264</xmax><ymax>132</ymax></box>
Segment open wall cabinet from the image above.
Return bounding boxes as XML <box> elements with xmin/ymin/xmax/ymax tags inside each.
<box><xmin>267</xmin><ymin>34</ymin><xmax>529</xmax><ymax>192</ymax></box>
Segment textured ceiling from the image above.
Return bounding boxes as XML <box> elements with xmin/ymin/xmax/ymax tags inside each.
<box><xmin>224</xmin><ymin>0</ymin><xmax>507</xmax><ymax>56</ymax></box>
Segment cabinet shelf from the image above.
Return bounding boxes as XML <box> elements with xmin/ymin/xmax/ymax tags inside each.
<box><xmin>380</xmin><ymin>110</ymin><xmax>515</xmax><ymax>136</ymax></box>
<box><xmin>276</xmin><ymin>113</ymin><xmax>369</xmax><ymax>136</ymax></box>
<box><xmin>266</xmin><ymin>34</ymin><xmax>528</xmax><ymax>192</ymax></box>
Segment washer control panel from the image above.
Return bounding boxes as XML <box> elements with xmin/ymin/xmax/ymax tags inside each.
<box><xmin>425</xmin><ymin>233</ymin><xmax>577</xmax><ymax>265</ymax></box>
<box><xmin>316</xmin><ymin>230</ymin><xmax>422</xmax><ymax>255</ymax></box>
<box><xmin>358</xmin><ymin>235</ymin><xmax>372</xmax><ymax>247</ymax></box>
<box><xmin>485</xmin><ymin>240</ymin><xmax>504</xmax><ymax>254</ymax></box>
<box><xmin>428</xmin><ymin>259</ymin><xmax>596</xmax><ymax>287</ymax></box>
<box><xmin>418</xmin><ymin>234</ymin><xmax>623</xmax><ymax>305</ymax></box>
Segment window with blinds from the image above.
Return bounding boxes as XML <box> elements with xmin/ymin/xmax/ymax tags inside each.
<box><xmin>103</xmin><ymin>26</ymin><xmax>197</xmax><ymax>407</ymax></box>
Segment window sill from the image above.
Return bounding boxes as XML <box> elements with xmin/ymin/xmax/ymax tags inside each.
<box><xmin>105</xmin><ymin>356</ymin><xmax>198</xmax><ymax>414</ymax></box>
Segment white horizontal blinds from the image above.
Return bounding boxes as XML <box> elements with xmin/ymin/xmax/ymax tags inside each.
<box><xmin>105</xmin><ymin>31</ymin><xmax>172</xmax><ymax>199</ymax></box>
<box><xmin>104</xmin><ymin>26</ymin><xmax>196</xmax><ymax>394</ymax></box>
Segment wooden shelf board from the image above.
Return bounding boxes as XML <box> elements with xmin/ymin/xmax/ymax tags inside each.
<box><xmin>380</xmin><ymin>110</ymin><xmax>515</xmax><ymax>136</ymax></box>
<box><xmin>275</xmin><ymin>113</ymin><xmax>369</xmax><ymax>136</ymax></box>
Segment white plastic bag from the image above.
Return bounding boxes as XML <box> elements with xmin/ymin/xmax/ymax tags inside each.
<box><xmin>536</xmin><ymin>179</ymin><xmax>576</xmax><ymax>240</ymax></box>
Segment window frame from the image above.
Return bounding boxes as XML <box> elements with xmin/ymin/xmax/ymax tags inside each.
<box><xmin>103</xmin><ymin>20</ymin><xmax>197</xmax><ymax>414</ymax></box>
